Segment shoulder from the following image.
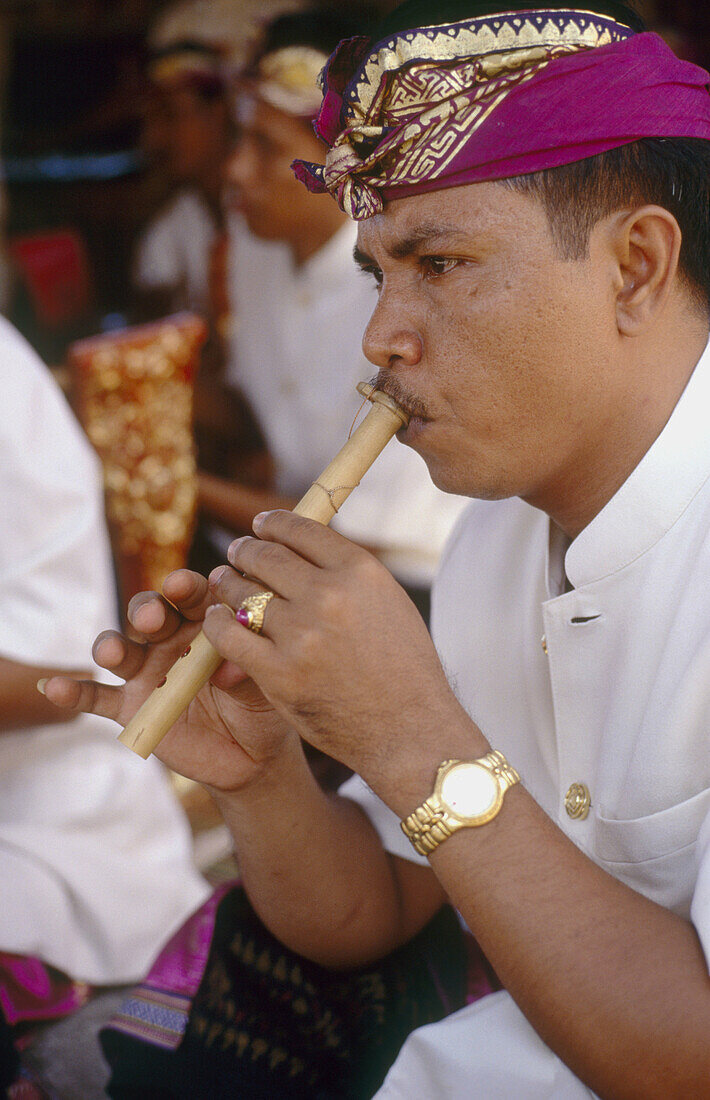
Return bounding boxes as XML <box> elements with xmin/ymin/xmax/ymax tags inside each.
<box><xmin>0</xmin><ymin>314</ymin><xmax>44</xmax><ymax>370</ymax></box>
<box><xmin>0</xmin><ymin>317</ymin><xmax>63</xmax><ymax>411</ymax></box>
<box><xmin>138</xmin><ymin>190</ymin><xmax>215</xmax><ymax>256</ymax></box>
<box><xmin>0</xmin><ymin>318</ymin><xmax>100</xmax><ymax>481</ymax></box>
<box><xmin>156</xmin><ymin>189</ymin><xmax>214</xmax><ymax>230</ymax></box>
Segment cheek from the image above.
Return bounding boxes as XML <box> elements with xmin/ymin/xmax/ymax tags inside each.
<box><xmin>428</xmin><ymin>304</ymin><xmax>564</xmax><ymax>444</ymax></box>
<box><xmin>260</xmin><ymin>159</ymin><xmax>299</xmax><ymax>201</ymax></box>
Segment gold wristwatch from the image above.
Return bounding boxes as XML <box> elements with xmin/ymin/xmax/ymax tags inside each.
<box><xmin>401</xmin><ymin>751</ymin><xmax>520</xmax><ymax>856</ymax></box>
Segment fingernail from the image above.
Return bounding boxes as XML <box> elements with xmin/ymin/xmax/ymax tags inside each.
<box><xmin>37</xmin><ymin>678</ymin><xmax>48</xmax><ymax>695</ymax></box>
<box><xmin>205</xmin><ymin>603</ymin><xmax>235</xmax><ymax>619</ymax></box>
<box><xmin>208</xmin><ymin>565</ymin><xmax>227</xmax><ymax>586</ymax></box>
<box><xmin>227</xmin><ymin>538</ymin><xmax>244</xmax><ymax>564</ymax></box>
<box><xmin>252</xmin><ymin>511</ymin><xmax>271</xmax><ymax>531</ymax></box>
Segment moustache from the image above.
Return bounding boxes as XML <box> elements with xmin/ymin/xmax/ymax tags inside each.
<box><xmin>371</xmin><ymin>371</ymin><xmax>430</xmax><ymax>421</ymax></box>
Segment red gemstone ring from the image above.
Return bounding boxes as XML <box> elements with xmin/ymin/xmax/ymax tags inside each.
<box><xmin>235</xmin><ymin>590</ymin><xmax>277</xmax><ymax>634</ymax></box>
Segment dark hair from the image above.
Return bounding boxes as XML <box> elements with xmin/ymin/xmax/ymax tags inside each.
<box><xmin>505</xmin><ymin>138</ymin><xmax>710</xmax><ymax>312</ymax></box>
<box><xmin>374</xmin><ymin>0</ymin><xmax>645</xmax><ymax>41</ymax></box>
<box><xmin>255</xmin><ymin>9</ymin><xmax>370</xmax><ymax>63</ymax></box>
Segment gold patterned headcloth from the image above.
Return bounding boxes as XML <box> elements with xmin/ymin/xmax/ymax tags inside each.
<box><xmin>253</xmin><ymin>45</ymin><xmax>330</xmax><ymax>117</ymax></box>
<box><xmin>148</xmin><ymin>41</ymin><xmax>226</xmax><ymax>92</ymax></box>
<box><xmin>292</xmin><ymin>8</ymin><xmax>710</xmax><ymax>218</ymax></box>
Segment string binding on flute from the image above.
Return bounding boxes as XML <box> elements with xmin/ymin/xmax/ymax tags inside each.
<box><xmin>312</xmin><ymin>481</ymin><xmax>360</xmax><ymax>515</ymax></box>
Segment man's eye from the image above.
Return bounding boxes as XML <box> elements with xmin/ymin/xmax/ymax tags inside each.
<box><xmin>422</xmin><ymin>256</ymin><xmax>458</xmax><ymax>277</ymax></box>
<box><xmin>360</xmin><ymin>265</ymin><xmax>383</xmax><ymax>288</ymax></box>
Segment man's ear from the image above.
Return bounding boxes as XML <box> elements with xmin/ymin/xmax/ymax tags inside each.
<box><xmin>611</xmin><ymin>205</ymin><xmax>682</xmax><ymax>336</ymax></box>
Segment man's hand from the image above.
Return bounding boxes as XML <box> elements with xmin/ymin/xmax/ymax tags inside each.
<box><xmin>43</xmin><ymin>568</ymin><xmax>297</xmax><ymax>791</ymax></box>
<box><xmin>203</xmin><ymin>510</ymin><xmax>474</xmax><ymax>789</ymax></box>
<box><xmin>43</xmin><ymin>550</ymin><xmax>450</xmax><ymax>974</ymax></box>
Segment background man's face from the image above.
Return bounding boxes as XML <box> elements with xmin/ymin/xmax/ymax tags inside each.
<box><xmin>356</xmin><ymin>182</ymin><xmax>625</xmax><ymax>513</ymax></box>
<box><xmin>225</xmin><ymin>96</ymin><xmax>330</xmax><ymax>241</ymax></box>
<box><xmin>142</xmin><ymin>85</ymin><xmax>230</xmax><ymax>183</ymax></box>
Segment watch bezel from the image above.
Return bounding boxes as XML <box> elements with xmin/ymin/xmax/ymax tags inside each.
<box><xmin>434</xmin><ymin>759</ymin><xmax>504</xmax><ymax>827</ymax></box>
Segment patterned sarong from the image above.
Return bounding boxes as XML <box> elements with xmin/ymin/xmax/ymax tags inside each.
<box><xmin>100</xmin><ymin>883</ymin><xmax>493</xmax><ymax>1099</ymax></box>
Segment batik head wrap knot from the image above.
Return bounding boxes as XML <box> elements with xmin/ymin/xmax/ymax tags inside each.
<box><xmin>292</xmin><ymin>9</ymin><xmax>710</xmax><ymax>219</ymax></box>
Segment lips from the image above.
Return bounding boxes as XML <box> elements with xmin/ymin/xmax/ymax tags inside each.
<box><xmin>398</xmin><ymin>414</ymin><xmax>429</xmax><ymax>444</ymax></box>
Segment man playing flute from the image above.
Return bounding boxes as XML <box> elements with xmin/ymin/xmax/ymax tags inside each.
<box><xmin>45</xmin><ymin>0</ymin><xmax>710</xmax><ymax>1094</ymax></box>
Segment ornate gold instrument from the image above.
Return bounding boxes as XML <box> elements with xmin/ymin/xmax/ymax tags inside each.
<box><xmin>118</xmin><ymin>383</ymin><xmax>409</xmax><ymax>758</ymax></box>
<box><xmin>69</xmin><ymin>313</ymin><xmax>207</xmax><ymax>610</ymax></box>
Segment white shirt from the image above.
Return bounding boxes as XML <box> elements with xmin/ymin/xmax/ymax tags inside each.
<box><xmin>0</xmin><ymin>318</ymin><xmax>209</xmax><ymax>985</ymax></box>
<box><xmin>133</xmin><ymin>189</ymin><xmax>218</xmax><ymax>317</ymax></box>
<box><xmin>226</xmin><ymin>219</ymin><xmax>468</xmax><ymax>587</ymax></box>
<box><xmin>342</xmin><ymin>339</ymin><xmax>710</xmax><ymax>1096</ymax></box>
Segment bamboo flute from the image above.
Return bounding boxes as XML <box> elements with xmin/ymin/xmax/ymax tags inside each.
<box><xmin>118</xmin><ymin>383</ymin><xmax>409</xmax><ymax>758</ymax></box>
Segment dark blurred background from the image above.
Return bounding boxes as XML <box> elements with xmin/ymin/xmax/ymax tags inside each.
<box><xmin>0</xmin><ymin>0</ymin><xmax>706</xmax><ymax>364</ymax></box>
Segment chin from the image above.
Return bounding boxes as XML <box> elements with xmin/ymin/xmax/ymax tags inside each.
<box><xmin>425</xmin><ymin>455</ymin><xmax>513</xmax><ymax>502</ymax></box>
<box><xmin>243</xmin><ymin>212</ymin><xmax>281</xmax><ymax>241</ymax></box>
<box><xmin>421</xmin><ymin>454</ymin><xmax>468</xmax><ymax>497</ymax></box>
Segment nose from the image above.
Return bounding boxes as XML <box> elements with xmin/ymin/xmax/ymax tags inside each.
<box><xmin>225</xmin><ymin>136</ymin><xmax>258</xmax><ymax>192</ymax></box>
<box><xmin>362</xmin><ymin>292</ymin><xmax>423</xmax><ymax>371</ymax></box>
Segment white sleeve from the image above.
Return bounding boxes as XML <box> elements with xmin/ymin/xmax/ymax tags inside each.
<box><xmin>0</xmin><ymin>319</ymin><xmax>118</xmax><ymax>668</ymax></box>
<box><xmin>375</xmin><ymin>991</ymin><xmax>597</xmax><ymax>1099</ymax></box>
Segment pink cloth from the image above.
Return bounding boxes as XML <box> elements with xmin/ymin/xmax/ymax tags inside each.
<box><xmin>0</xmin><ymin>954</ymin><xmax>91</xmax><ymax>1027</ymax></box>
<box><xmin>294</xmin><ymin>24</ymin><xmax>710</xmax><ymax>218</ymax></box>
<box><xmin>100</xmin><ymin>883</ymin><xmax>231</xmax><ymax>1050</ymax></box>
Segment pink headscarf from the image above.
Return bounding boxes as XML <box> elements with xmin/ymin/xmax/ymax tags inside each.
<box><xmin>292</xmin><ymin>9</ymin><xmax>710</xmax><ymax>219</ymax></box>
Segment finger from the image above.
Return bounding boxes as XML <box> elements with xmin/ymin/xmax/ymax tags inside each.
<box><xmin>207</xmin><ymin>564</ymin><xmax>264</xmax><ymax>613</ymax></box>
<box><xmin>161</xmin><ymin>569</ymin><xmax>213</xmax><ymax>621</ymax></box>
<box><xmin>203</xmin><ymin>603</ymin><xmax>277</xmax><ymax>682</ymax></box>
<box><xmin>224</xmin><ymin>536</ymin><xmax>315</xmax><ymax>599</ymax></box>
<box><xmin>92</xmin><ymin>630</ymin><xmax>147</xmax><ymax>682</ymax></box>
<box><xmin>207</xmin><ymin>568</ymin><xmax>289</xmax><ymax>642</ymax></box>
<box><xmin>252</xmin><ymin>509</ymin><xmax>359</xmax><ymax>568</ymax></box>
<box><xmin>127</xmin><ymin>591</ymin><xmax>183</xmax><ymax>642</ymax></box>
<box><xmin>210</xmin><ymin>660</ymin><xmax>250</xmax><ymax>692</ymax></box>
<box><xmin>42</xmin><ymin>675</ymin><xmax>123</xmax><ymax>723</ymax></box>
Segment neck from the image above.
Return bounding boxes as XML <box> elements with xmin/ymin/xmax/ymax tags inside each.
<box><xmin>197</xmin><ymin>168</ymin><xmax>228</xmax><ymax>226</ymax></box>
<box><xmin>530</xmin><ymin>321</ymin><xmax>709</xmax><ymax>539</ymax></box>
<box><xmin>289</xmin><ymin>204</ymin><xmax>348</xmax><ymax>267</ymax></box>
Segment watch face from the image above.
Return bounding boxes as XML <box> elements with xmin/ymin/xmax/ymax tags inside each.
<box><xmin>440</xmin><ymin>762</ymin><xmax>499</xmax><ymax>819</ymax></box>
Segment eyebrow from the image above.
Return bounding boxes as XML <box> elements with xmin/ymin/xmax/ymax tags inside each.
<box><xmin>353</xmin><ymin>225</ymin><xmax>470</xmax><ymax>270</ymax></box>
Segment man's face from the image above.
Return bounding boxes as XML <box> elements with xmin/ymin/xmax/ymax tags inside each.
<box><xmin>142</xmin><ymin>85</ymin><xmax>229</xmax><ymax>182</ymax></box>
<box><xmin>225</xmin><ymin>96</ymin><xmax>329</xmax><ymax>240</ymax></box>
<box><xmin>355</xmin><ymin>182</ymin><xmax>623</xmax><ymax>513</ymax></box>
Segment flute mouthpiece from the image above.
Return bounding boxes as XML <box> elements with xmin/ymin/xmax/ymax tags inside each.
<box><xmin>356</xmin><ymin>381</ymin><xmax>410</xmax><ymax>428</ymax></box>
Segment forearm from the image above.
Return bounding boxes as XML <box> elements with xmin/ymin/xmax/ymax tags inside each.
<box><xmin>378</xmin><ymin>728</ymin><xmax>710</xmax><ymax>1100</ymax></box>
<box><xmin>198</xmin><ymin>471</ymin><xmax>297</xmax><ymax>533</ymax></box>
<box><xmin>0</xmin><ymin>656</ymin><xmax>89</xmax><ymax>730</ymax></box>
<box><xmin>210</xmin><ymin>735</ymin><xmax>446</xmax><ymax>969</ymax></box>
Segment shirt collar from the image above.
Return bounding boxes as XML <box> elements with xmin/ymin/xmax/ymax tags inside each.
<box><xmin>565</xmin><ymin>338</ymin><xmax>710</xmax><ymax>588</ymax></box>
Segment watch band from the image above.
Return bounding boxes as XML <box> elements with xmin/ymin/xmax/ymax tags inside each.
<box><xmin>401</xmin><ymin>750</ymin><xmax>520</xmax><ymax>857</ymax></box>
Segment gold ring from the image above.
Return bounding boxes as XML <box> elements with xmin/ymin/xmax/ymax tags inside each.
<box><xmin>235</xmin><ymin>590</ymin><xmax>277</xmax><ymax>634</ymax></box>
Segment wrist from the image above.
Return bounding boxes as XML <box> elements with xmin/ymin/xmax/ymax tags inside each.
<box><xmin>207</xmin><ymin>734</ymin><xmax>314</xmax><ymax>814</ymax></box>
<box><xmin>401</xmin><ymin>751</ymin><xmax>521</xmax><ymax>857</ymax></box>
<box><xmin>360</xmin><ymin>703</ymin><xmax>491</xmax><ymax>819</ymax></box>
